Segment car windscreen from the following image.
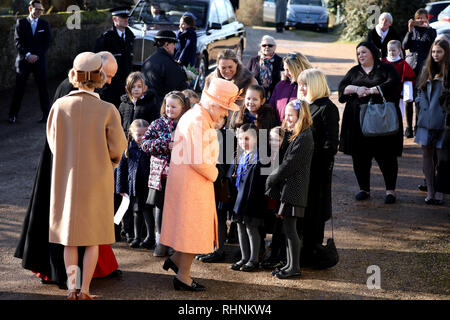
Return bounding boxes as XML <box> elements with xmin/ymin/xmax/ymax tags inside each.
<box><xmin>131</xmin><ymin>1</ymin><xmax>208</xmax><ymax>29</ymax></box>
<box><xmin>289</xmin><ymin>0</ymin><xmax>323</xmax><ymax>6</ymax></box>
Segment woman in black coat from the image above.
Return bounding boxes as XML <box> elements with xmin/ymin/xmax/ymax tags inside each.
<box><xmin>297</xmin><ymin>69</ymin><xmax>339</xmax><ymax>265</ymax></box>
<box><xmin>338</xmin><ymin>41</ymin><xmax>401</xmax><ymax>204</ymax></box>
<box><xmin>247</xmin><ymin>35</ymin><xmax>283</xmax><ymax>100</ymax></box>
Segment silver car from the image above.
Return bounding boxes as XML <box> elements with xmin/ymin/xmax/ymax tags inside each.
<box><xmin>264</xmin><ymin>0</ymin><xmax>329</xmax><ymax>32</ymax></box>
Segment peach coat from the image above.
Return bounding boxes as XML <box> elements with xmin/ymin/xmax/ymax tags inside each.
<box><xmin>46</xmin><ymin>90</ymin><xmax>127</xmax><ymax>246</ymax></box>
<box><xmin>160</xmin><ymin>104</ymin><xmax>219</xmax><ymax>254</ymax></box>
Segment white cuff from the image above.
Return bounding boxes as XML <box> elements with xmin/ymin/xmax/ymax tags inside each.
<box><xmin>25</xmin><ymin>52</ymin><xmax>31</xmax><ymax>59</ymax></box>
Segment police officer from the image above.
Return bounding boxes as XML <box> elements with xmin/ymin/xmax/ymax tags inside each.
<box><xmin>95</xmin><ymin>6</ymin><xmax>135</xmax><ymax>107</ymax></box>
<box><xmin>142</xmin><ymin>30</ymin><xmax>188</xmax><ymax>108</ymax></box>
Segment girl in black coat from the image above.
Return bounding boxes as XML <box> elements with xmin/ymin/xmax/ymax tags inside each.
<box><xmin>297</xmin><ymin>68</ymin><xmax>340</xmax><ymax>265</ymax></box>
<box><xmin>119</xmin><ymin>72</ymin><xmax>159</xmax><ymax>134</ymax></box>
<box><xmin>175</xmin><ymin>14</ymin><xmax>197</xmax><ymax>67</ymax></box>
<box><xmin>228</xmin><ymin>124</ymin><xmax>267</xmax><ymax>272</ymax></box>
<box><xmin>339</xmin><ymin>41</ymin><xmax>401</xmax><ymax>204</ymax></box>
<box><xmin>266</xmin><ymin>100</ymin><xmax>314</xmax><ymax>279</ymax></box>
<box><xmin>116</xmin><ymin>119</ymin><xmax>154</xmax><ymax>249</ymax></box>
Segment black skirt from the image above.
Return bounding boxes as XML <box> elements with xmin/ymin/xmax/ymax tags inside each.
<box><xmin>231</xmin><ymin>214</ymin><xmax>265</xmax><ymax>228</ymax></box>
<box><xmin>146</xmin><ymin>177</ymin><xmax>167</xmax><ymax>208</ymax></box>
<box><xmin>277</xmin><ymin>202</ymin><xmax>305</xmax><ymax>218</ymax></box>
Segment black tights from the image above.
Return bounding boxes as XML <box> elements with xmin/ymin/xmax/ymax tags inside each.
<box><xmin>282</xmin><ymin>216</ymin><xmax>303</xmax><ymax>273</ymax></box>
<box><xmin>133</xmin><ymin>205</ymin><xmax>155</xmax><ymax>242</ymax></box>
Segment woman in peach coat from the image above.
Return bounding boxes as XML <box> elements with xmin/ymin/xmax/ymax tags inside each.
<box><xmin>160</xmin><ymin>78</ymin><xmax>240</xmax><ymax>291</ymax></box>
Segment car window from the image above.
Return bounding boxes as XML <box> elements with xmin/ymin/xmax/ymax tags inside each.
<box><xmin>209</xmin><ymin>1</ymin><xmax>220</xmax><ymax>24</ymax></box>
<box><xmin>215</xmin><ymin>0</ymin><xmax>229</xmax><ymax>25</ymax></box>
<box><xmin>225</xmin><ymin>0</ymin><xmax>236</xmax><ymax>23</ymax></box>
<box><xmin>289</xmin><ymin>0</ymin><xmax>323</xmax><ymax>6</ymax></box>
<box><xmin>131</xmin><ymin>1</ymin><xmax>208</xmax><ymax>28</ymax></box>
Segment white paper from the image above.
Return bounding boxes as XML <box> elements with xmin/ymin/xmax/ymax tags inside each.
<box><xmin>399</xmin><ymin>98</ymin><xmax>405</xmax><ymax>118</ymax></box>
<box><xmin>403</xmin><ymin>81</ymin><xmax>414</xmax><ymax>103</ymax></box>
<box><xmin>114</xmin><ymin>194</ymin><xmax>130</xmax><ymax>225</ymax></box>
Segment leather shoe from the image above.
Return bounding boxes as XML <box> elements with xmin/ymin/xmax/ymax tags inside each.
<box><xmin>8</xmin><ymin>116</ymin><xmax>16</xmax><ymax>124</ymax></box>
<box><xmin>230</xmin><ymin>260</ymin><xmax>246</xmax><ymax>271</ymax></box>
<box><xmin>140</xmin><ymin>238</ymin><xmax>155</xmax><ymax>250</ymax></box>
<box><xmin>384</xmin><ymin>194</ymin><xmax>396</xmax><ymax>204</ymax></box>
<box><xmin>67</xmin><ymin>290</ymin><xmax>77</xmax><ymax>300</ymax></box>
<box><xmin>275</xmin><ymin>270</ymin><xmax>302</xmax><ymax>279</ymax></box>
<box><xmin>77</xmin><ymin>292</ymin><xmax>93</xmax><ymax>300</ymax></box>
<box><xmin>129</xmin><ymin>238</ymin><xmax>141</xmax><ymax>248</ymax></box>
<box><xmin>425</xmin><ymin>198</ymin><xmax>435</xmax><ymax>205</ymax></box>
<box><xmin>173</xmin><ymin>277</ymin><xmax>206</xmax><ymax>291</ymax></box>
<box><xmin>200</xmin><ymin>251</ymin><xmax>225</xmax><ymax>263</ymax></box>
<box><xmin>355</xmin><ymin>191</ymin><xmax>370</xmax><ymax>201</ymax></box>
<box><xmin>162</xmin><ymin>257</ymin><xmax>179</xmax><ymax>274</ymax></box>
<box><xmin>241</xmin><ymin>261</ymin><xmax>259</xmax><ymax>272</ymax></box>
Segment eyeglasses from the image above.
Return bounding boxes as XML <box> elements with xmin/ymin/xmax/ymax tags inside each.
<box><xmin>261</xmin><ymin>44</ymin><xmax>274</xmax><ymax>48</ymax></box>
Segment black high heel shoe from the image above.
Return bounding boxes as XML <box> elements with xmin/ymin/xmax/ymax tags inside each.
<box><xmin>173</xmin><ymin>277</ymin><xmax>206</xmax><ymax>291</ymax></box>
<box><xmin>163</xmin><ymin>257</ymin><xmax>179</xmax><ymax>274</ymax></box>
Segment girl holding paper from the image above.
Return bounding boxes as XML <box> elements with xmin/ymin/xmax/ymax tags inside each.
<box><xmin>116</xmin><ymin>119</ymin><xmax>154</xmax><ymax>250</ymax></box>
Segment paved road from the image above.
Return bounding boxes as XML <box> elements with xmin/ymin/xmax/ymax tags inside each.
<box><xmin>0</xmin><ymin>27</ymin><xmax>449</xmax><ymax>300</ymax></box>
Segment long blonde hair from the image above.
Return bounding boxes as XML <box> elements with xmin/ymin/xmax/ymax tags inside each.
<box><xmin>126</xmin><ymin>119</ymin><xmax>149</xmax><ymax>158</ymax></box>
<box><xmin>281</xmin><ymin>99</ymin><xmax>312</xmax><ymax>142</ymax></box>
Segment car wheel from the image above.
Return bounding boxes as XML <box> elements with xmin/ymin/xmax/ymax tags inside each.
<box><xmin>196</xmin><ymin>54</ymin><xmax>208</xmax><ymax>92</ymax></box>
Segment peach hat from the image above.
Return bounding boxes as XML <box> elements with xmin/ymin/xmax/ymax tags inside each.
<box><xmin>202</xmin><ymin>78</ymin><xmax>241</xmax><ymax>112</ymax></box>
<box><xmin>72</xmin><ymin>52</ymin><xmax>102</xmax><ymax>82</ymax></box>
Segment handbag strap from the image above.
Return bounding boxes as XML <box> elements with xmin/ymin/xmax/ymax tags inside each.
<box><xmin>376</xmin><ymin>85</ymin><xmax>387</xmax><ymax>103</ymax></box>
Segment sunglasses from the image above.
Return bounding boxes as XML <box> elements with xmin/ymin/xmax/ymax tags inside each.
<box><xmin>261</xmin><ymin>44</ymin><xmax>274</xmax><ymax>48</ymax></box>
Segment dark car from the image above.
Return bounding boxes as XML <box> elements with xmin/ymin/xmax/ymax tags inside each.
<box><xmin>128</xmin><ymin>0</ymin><xmax>246</xmax><ymax>90</ymax></box>
<box><xmin>425</xmin><ymin>1</ymin><xmax>450</xmax><ymax>23</ymax></box>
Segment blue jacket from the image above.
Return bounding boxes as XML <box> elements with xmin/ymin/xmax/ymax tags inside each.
<box><xmin>416</xmin><ymin>78</ymin><xmax>445</xmax><ymax>131</ymax></box>
<box><xmin>174</xmin><ymin>27</ymin><xmax>197</xmax><ymax>67</ymax></box>
<box><xmin>115</xmin><ymin>140</ymin><xmax>150</xmax><ymax>196</ymax></box>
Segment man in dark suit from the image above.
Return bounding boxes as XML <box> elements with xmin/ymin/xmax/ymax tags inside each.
<box><xmin>95</xmin><ymin>6</ymin><xmax>135</xmax><ymax>108</ymax></box>
<box><xmin>9</xmin><ymin>0</ymin><xmax>51</xmax><ymax>124</ymax></box>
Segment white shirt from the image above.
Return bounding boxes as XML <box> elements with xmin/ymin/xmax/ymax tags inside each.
<box><xmin>116</xmin><ymin>28</ymin><xmax>125</xmax><ymax>40</ymax></box>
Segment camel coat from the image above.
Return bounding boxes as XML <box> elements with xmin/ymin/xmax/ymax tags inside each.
<box><xmin>46</xmin><ymin>90</ymin><xmax>127</xmax><ymax>246</ymax></box>
<box><xmin>160</xmin><ymin>104</ymin><xmax>219</xmax><ymax>254</ymax></box>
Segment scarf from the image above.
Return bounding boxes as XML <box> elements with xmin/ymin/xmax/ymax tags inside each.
<box><xmin>375</xmin><ymin>25</ymin><xmax>389</xmax><ymax>43</ymax></box>
<box><xmin>235</xmin><ymin>151</ymin><xmax>257</xmax><ymax>190</ymax></box>
<box><xmin>259</xmin><ymin>54</ymin><xmax>275</xmax><ymax>89</ymax></box>
<box><xmin>386</xmin><ymin>55</ymin><xmax>402</xmax><ymax>63</ymax></box>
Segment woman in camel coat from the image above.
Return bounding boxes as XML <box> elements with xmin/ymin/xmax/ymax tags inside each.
<box><xmin>160</xmin><ymin>78</ymin><xmax>240</xmax><ymax>291</ymax></box>
<box><xmin>47</xmin><ymin>52</ymin><xmax>127</xmax><ymax>300</ymax></box>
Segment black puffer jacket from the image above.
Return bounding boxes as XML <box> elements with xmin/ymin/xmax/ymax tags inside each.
<box><xmin>118</xmin><ymin>93</ymin><xmax>159</xmax><ymax>134</ymax></box>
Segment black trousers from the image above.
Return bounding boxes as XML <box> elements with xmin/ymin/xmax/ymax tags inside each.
<box><xmin>10</xmin><ymin>62</ymin><xmax>50</xmax><ymax>118</ymax></box>
<box><xmin>352</xmin><ymin>153</ymin><xmax>398</xmax><ymax>192</ymax></box>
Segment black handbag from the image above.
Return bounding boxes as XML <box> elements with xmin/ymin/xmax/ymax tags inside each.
<box><xmin>311</xmin><ymin>213</ymin><xmax>339</xmax><ymax>270</ymax></box>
